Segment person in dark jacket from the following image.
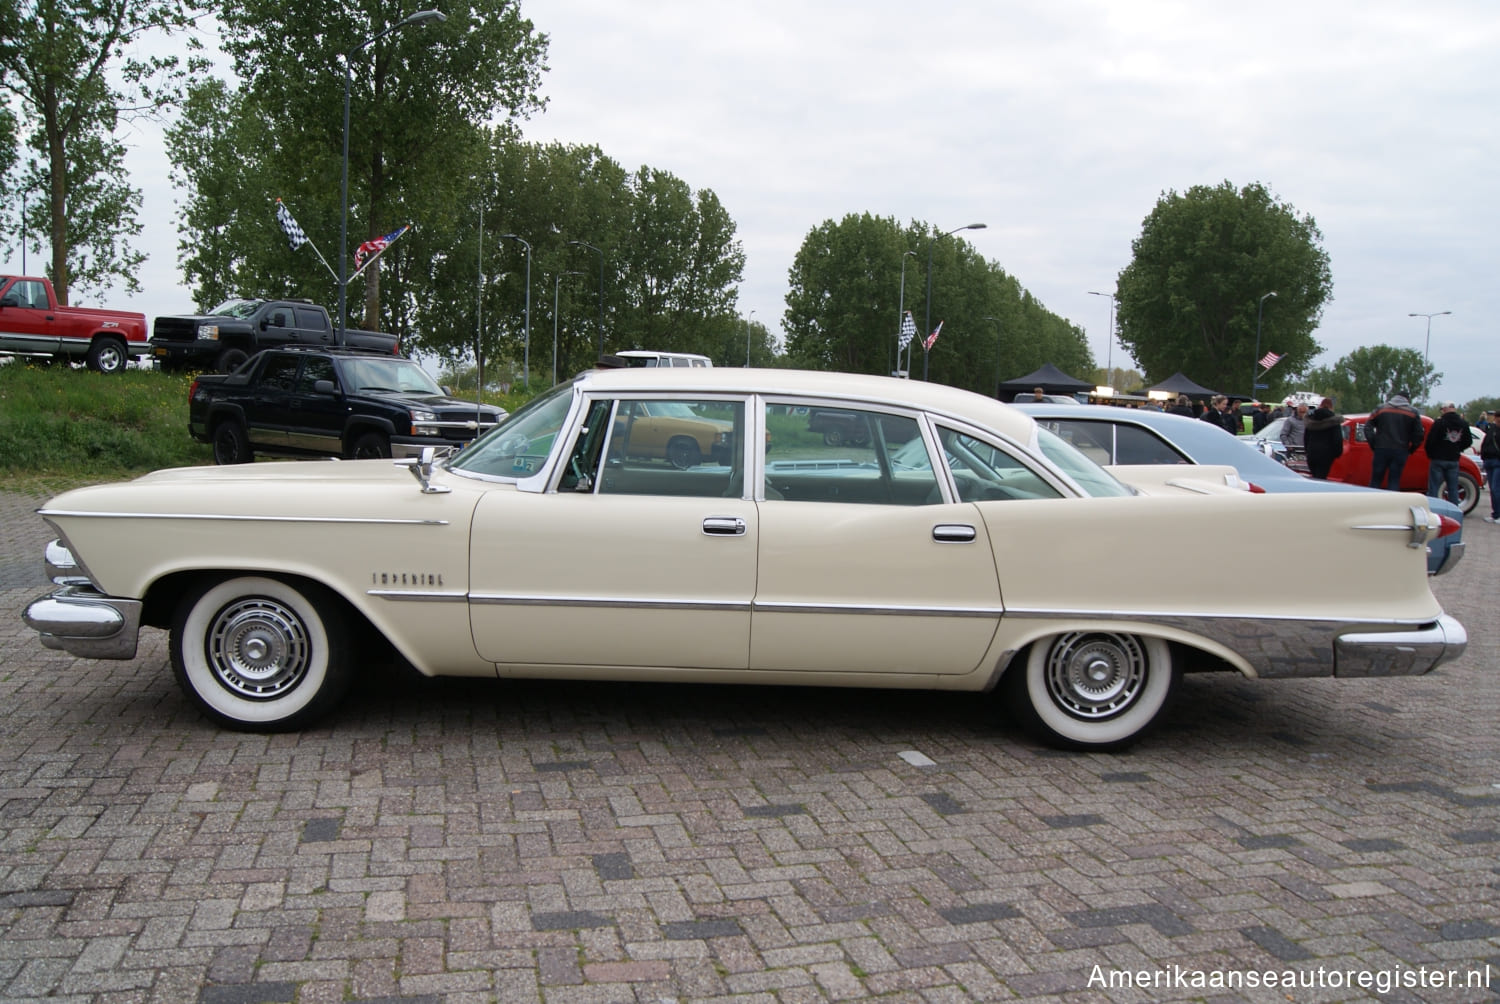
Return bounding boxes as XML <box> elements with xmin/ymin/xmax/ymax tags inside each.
<box><xmin>1424</xmin><ymin>402</ymin><xmax>1473</xmax><ymax>503</ymax></box>
<box><xmin>1198</xmin><ymin>394</ymin><xmax>1237</xmax><ymax>433</ymax></box>
<box><xmin>1168</xmin><ymin>394</ymin><xmax>1194</xmax><ymax>417</ymax></box>
<box><xmin>1480</xmin><ymin>416</ymin><xmax>1500</xmax><ymax>522</ymax></box>
<box><xmin>1364</xmin><ymin>391</ymin><xmax>1424</xmax><ymax>490</ymax></box>
<box><xmin>1302</xmin><ymin>398</ymin><xmax>1344</xmax><ymax>479</ymax></box>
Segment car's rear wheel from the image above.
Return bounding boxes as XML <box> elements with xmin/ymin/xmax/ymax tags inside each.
<box><xmin>170</xmin><ymin>576</ymin><xmax>351</xmax><ymax>731</ymax></box>
<box><xmin>821</xmin><ymin>428</ymin><xmax>844</xmax><ymax>447</ymax></box>
<box><xmin>1002</xmin><ymin>632</ymin><xmax>1177</xmax><ymax>751</ymax></box>
<box><xmin>666</xmin><ymin>436</ymin><xmax>701</xmax><ymax>469</ymax></box>
<box><xmin>350</xmin><ymin>431</ymin><xmax>391</xmax><ymax>459</ymax></box>
<box><xmin>212</xmin><ymin>420</ymin><xmax>253</xmax><ymax>465</ymax></box>
<box><xmin>86</xmin><ymin>337</ymin><xmax>127</xmax><ymax>374</ymax></box>
<box><xmin>1456</xmin><ymin>471</ymin><xmax>1480</xmax><ymax>514</ymax></box>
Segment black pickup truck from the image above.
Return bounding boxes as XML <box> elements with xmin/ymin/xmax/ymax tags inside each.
<box><xmin>189</xmin><ymin>347</ymin><xmax>505</xmax><ymax>464</ymax></box>
<box><xmin>152</xmin><ymin>297</ymin><xmax>400</xmax><ymax>372</ymax></box>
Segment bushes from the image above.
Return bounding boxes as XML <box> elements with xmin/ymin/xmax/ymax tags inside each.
<box><xmin>0</xmin><ymin>361</ymin><xmax>212</xmax><ymax>493</ymax></box>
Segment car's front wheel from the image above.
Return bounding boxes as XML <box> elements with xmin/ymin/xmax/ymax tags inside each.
<box><xmin>1002</xmin><ymin>631</ymin><xmax>1178</xmax><ymax>751</ymax></box>
<box><xmin>349</xmin><ymin>431</ymin><xmax>391</xmax><ymax>459</ymax></box>
<box><xmin>170</xmin><ymin>576</ymin><xmax>351</xmax><ymax>731</ymax></box>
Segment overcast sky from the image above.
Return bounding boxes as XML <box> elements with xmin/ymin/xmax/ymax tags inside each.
<box><xmin>7</xmin><ymin>0</ymin><xmax>1497</xmax><ymax>405</ymax></box>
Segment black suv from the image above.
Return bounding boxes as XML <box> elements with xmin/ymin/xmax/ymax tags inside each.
<box><xmin>188</xmin><ymin>347</ymin><xmax>505</xmax><ymax>463</ymax></box>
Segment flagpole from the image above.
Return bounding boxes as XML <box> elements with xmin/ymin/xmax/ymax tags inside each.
<box><xmin>1251</xmin><ymin>290</ymin><xmax>1277</xmax><ymax>398</ymax></box>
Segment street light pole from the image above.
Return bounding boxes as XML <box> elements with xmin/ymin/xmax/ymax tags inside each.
<box><xmin>567</xmin><ymin>240</ymin><xmax>604</xmax><ymax>359</ymax></box>
<box><xmin>896</xmin><ymin>249</ymin><xmax>916</xmax><ymax>377</ymax></box>
<box><xmin>1088</xmin><ymin>290</ymin><xmax>1115</xmax><ymax>386</ymax></box>
<box><xmin>744</xmin><ymin>309</ymin><xmax>756</xmax><ymax>367</ymax></box>
<box><xmin>985</xmin><ymin>315</ymin><xmax>1002</xmax><ymax>398</ymax></box>
<box><xmin>923</xmin><ymin>222</ymin><xmax>987</xmax><ymax>381</ymax></box>
<box><xmin>1408</xmin><ymin>310</ymin><xmax>1451</xmax><ymax>403</ymax></box>
<box><xmin>1252</xmin><ymin>290</ymin><xmax>1277</xmax><ymax>398</ymax></box>
<box><xmin>499</xmin><ymin>234</ymin><xmax>532</xmax><ymax>388</ymax></box>
<box><xmin>339</xmin><ymin>10</ymin><xmax>444</xmax><ymax>347</ymax></box>
<box><xmin>552</xmin><ymin>271</ymin><xmax>582</xmax><ymax>386</ymax></box>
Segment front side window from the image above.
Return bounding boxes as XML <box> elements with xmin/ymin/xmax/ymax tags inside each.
<box><xmin>763</xmin><ymin>405</ymin><xmax>937</xmax><ymax>505</ymax></box>
<box><xmin>589</xmin><ymin>398</ymin><xmax>744</xmax><ymax>497</ymax></box>
<box><xmin>298</xmin><ymin>356</ymin><xmax>337</xmax><ymax>391</ymax></box>
<box><xmin>1033</xmin><ymin>427</ymin><xmax>1132</xmax><ymax>497</ymax></box>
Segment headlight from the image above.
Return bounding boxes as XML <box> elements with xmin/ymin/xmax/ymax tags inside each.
<box><xmin>410</xmin><ymin>409</ymin><xmax>442</xmax><ymax>436</ymax></box>
<box><xmin>197</xmin><ymin>324</ymin><xmax>219</xmax><ymax>340</ymax></box>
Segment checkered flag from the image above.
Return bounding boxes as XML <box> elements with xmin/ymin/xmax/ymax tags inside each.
<box><xmin>275</xmin><ymin>199</ymin><xmax>308</xmax><ymax>251</ymax></box>
<box><xmin>898</xmin><ymin>311</ymin><xmax>916</xmax><ymax>350</ymax></box>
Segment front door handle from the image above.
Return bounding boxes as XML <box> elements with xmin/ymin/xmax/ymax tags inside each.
<box><xmin>702</xmin><ymin>516</ymin><xmax>747</xmax><ymax>536</ymax></box>
<box><xmin>932</xmin><ymin>523</ymin><xmax>976</xmax><ymax>543</ymax></box>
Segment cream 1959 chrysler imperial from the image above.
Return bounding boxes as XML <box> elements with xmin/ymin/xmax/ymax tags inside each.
<box><xmin>24</xmin><ymin>368</ymin><xmax>1466</xmax><ymax>750</ymax></box>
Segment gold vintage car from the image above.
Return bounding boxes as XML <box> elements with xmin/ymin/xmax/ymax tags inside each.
<box><xmin>24</xmin><ymin>368</ymin><xmax>1465</xmax><ymax>750</ymax></box>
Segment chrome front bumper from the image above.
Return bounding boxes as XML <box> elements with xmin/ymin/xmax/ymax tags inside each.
<box><xmin>1334</xmin><ymin>614</ymin><xmax>1467</xmax><ymax>677</ymax></box>
<box><xmin>24</xmin><ymin>586</ymin><xmax>143</xmax><ymax>660</ymax></box>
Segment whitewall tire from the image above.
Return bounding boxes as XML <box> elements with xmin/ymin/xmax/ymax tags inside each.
<box><xmin>170</xmin><ymin>576</ymin><xmax>350</xmax><ymax>731</ymax></box>
<box><xmin>1003</xmin><ymin>632</ymin><xmax>1178</xmax><ymax>751</ymax></box>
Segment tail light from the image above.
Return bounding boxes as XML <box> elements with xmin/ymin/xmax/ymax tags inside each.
<box><xmin>188</xmin><ymin>378</ymin><xmax>199</xmax><ymax>401</ymax></box>
<box><xmin>1245</xmin><ymin>482</ymin><xmax>1266</xmax><ymax>494</ymax></box>
<box><xmin>1436</xmin><ymin>514</ymin><xmax>1461</xmax><ymax>538</ymax></box>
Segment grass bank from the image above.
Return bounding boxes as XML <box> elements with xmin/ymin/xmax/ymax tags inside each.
<box><xmin>0</xmin><ymin>361</ymin><xmax>213</xmax><ymax>495</ymax></box>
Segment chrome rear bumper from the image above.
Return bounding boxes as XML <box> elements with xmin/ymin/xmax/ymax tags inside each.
<box><xmin>23</xmin><ymin>586</ymin><xmax>143</xmax><ymax>660</ymax></box>
<box><xmin>1334</xmin><ymin>614</ymin><xmax>1467</xmax><ymax>677</ymax></box>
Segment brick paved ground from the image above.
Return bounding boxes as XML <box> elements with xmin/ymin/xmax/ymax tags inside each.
<box><xmin>0</xmin><ymin>487</ymin><xmax>1496</xmax><ymax>1003</ymax></box>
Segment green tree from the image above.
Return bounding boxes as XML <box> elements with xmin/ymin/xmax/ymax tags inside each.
<box><xmin>1303</xmin><ymin>345</ymin><xmax>1437</xmax><ymax>414</ymax></box>
<box><xmin>210</xmin><ymin>0</ymin><xmax>547</xmax><ymax>330</ymax></box>
<box><xmin>0</xmin><ymin>0</ymin><xmax>202</xmax><ymax>302</ymax></box>
<box><xmin>1115</xmin><ymin>181</ymin><xmax>1332</xmax><ymax>399</ymax></box>
<box><xmin>784</xmin><ymin>213</ymin><xmax>1091</xmax><ymax>395</ymax></box>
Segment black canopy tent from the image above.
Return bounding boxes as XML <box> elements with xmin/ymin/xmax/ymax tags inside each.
<box><xmin>996</xmin><ymin>363</ymin><xmax>1094</xmax><ymax>398</ymax></box>
<box><xmin>1145</xmin><ymin>372</ymin><xmax>1218</xmax><ymax>398</ymax></box>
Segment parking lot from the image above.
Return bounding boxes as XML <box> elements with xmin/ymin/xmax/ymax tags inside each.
<box><xmin>1</xmin><ymin>488</ymin><xmax>1496</xmax><ymax>1003</ymax></box>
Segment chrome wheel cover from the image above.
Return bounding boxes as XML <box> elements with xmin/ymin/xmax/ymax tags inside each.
<box><xmin>1042</xmin><ymin>632</ymin><xmax>1149</xmax><ymax>720</ymax></box>
<box><xmin>206</xmin><ymin>597</ymin><xmax>311</xmax><ymax>700</ymax></box>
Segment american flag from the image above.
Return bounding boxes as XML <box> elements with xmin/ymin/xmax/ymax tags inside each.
<box><xmin>275</xmin><ymin>199</ymin><xmax>308</xmax><ymax>250</ymax></box>
<box><xmin>924</xmin><ymin>320</ymin><xmax>943</xmax><ymax>352</ymax></box>
<box><xmin>1258</xmin><ymin>350</ymin><xmax>1284</xmax><ymax>369</ymax></box>
<box><xmin>898</xmin><ymin>311</ymin><xmax>916</xmax><ymax>349</ymax></box>
<box><xmin>355</xmin><ymin>225</ymin><xmax>410</xmax><ymax>269</ymax></box>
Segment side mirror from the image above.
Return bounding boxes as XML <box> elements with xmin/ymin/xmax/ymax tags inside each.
<box><xmin>313</xmin><ymin>379</ymin><xmax>337</xmax><ymax>396</ymax></box>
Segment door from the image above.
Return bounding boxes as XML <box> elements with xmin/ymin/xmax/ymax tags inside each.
<box><xmin>0</xmin><ymin>279</ymin><xmax>60</xmax><ymax>351</ymax></box>
<box><xmin>468</xmin><ymin>396</ymin><xmax>756</xmax><ymax>671</ymax></box>
<box><xmin>284</xmin><ymin>355</ymin><xmax>345</xmax><ymax>454</ymax></box>
<box><xmin>751</xmin><ymin>405</ymin><xmax>1003</xmax><ymax>677</ymax></box>
<box><xmin>246</xmin><ymin>354</ymin><xmax>302</xmax><ymax>450</ymax></box>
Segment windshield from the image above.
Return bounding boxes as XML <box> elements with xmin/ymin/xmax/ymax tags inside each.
<box><xmin>1034</xmin><ymin>426</ymin><xmax>1133</xmax><ymax>497</ymax></box>
<box><xmin>207</xmin><ymin>299</ymin><xmax>263</xmax><ymax>319</ymax></box>
<box><xmin>340</xmin><ymin>357</ymin><xmax>444</xmax><ymax>395</ymax></box>
<box><xmin>449</xmin><ymin>381</ymin><xmax>577</xmax><ymax>478</ymax></box>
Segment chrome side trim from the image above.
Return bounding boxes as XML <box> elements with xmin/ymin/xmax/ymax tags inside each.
<box><xmin>753</xmin><ymin>600</ymin><xmax>1002</xmax><ymax>618</ymax></box>
<box><xmin>470</xmin><ymin>594</ymin><xmax>752</xmax><ymax>612</ymax></box>
<box><xmin>1352</xmin><ymin>505</ymin><xmax>1431</xmax><ymax>548</ymax></box>
<box><xmin>1004</xmin><ymin>607</ymin><xmax>1462</xmax><ymax>679</ymax></box>
<box><xmin>37</xmin><ymin>509</ymin><xmax>448</xmax><ymax>526</ymax></box>
<box><xmin>368</xmin><ymin>590</ymin><xmax>469</xmax><ymax>603</ymax></box>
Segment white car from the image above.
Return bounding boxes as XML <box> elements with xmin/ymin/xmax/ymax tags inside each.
<box><xmin>24</xmin><ymin>369</ymin><xmax>1466</xmax><ymax>750</ymax></box>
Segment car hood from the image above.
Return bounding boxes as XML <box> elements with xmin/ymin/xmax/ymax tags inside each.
<box><xmin>40</xmin><ymin>460</ymin><xmax>489</xmax><ymax>522</ymax></box>
<box><xmin>364</xmin><ymin>391</ymin><xmax>504</xmax><ymax>415</ymax></box>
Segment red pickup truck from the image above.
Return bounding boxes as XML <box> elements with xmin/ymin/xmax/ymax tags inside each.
<box><xmin>0</xmin><ymin>275</ymin><xmax>149</xmax><ymax>374</ymax></box>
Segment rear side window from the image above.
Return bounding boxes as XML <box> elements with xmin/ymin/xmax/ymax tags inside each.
<box><xmin>763</xmin><ymin>406</ymin><xmax>936</xmax><ymax>505</ymax></box>
<box><xmin>294</xmin><ymin>307</ymin><xmax>330</xmax><ymax>332</ymax></box>
<box><xmin>258</xmin><ymin>356</ymin><xmax>300</xmax><ymax>392</ymax></box>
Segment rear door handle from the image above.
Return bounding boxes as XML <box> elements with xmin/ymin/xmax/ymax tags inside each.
<box><xmin>932</xmin><ymin>523</ymin><xmax>976</xmax><ymax>543</ymax></box>
<box><xmin>703</xmin><ymin>516</ymin><xmax>747</xmax><ymax>536</ymax></box>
